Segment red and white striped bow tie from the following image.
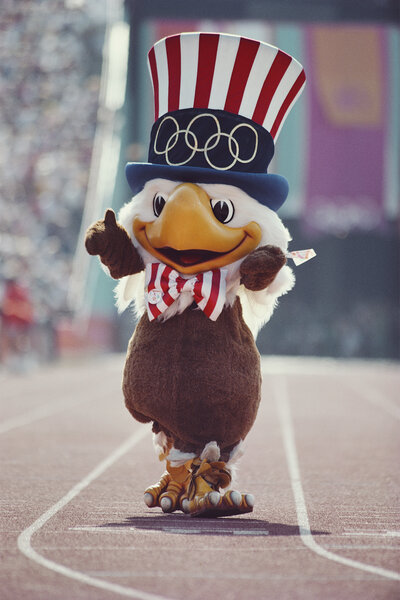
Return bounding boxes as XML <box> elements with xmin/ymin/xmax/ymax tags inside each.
<box><xmin>145</xmin><ymin>263</ymin><xmax>227</xmax><ymax>322</ymax></box>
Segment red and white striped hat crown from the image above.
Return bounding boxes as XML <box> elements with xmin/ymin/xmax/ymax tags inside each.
<box><xmin>126</xmin><ymin>32</ymin><xmax>306</xmax><ymax>211</ymax></box>
<box><xmin>148</xmin><ymin>32</ymin><xmax>305</xmax><ymax>141</ymax></box>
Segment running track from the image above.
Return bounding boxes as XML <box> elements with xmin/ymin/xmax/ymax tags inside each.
<box><xmin>1</xmin><ymin>355</ymin><xmax>399</xmax><ymax>599</ymax></box>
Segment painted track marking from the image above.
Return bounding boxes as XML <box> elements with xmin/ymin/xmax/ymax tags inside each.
<box><xmin>342</xmin><ymin>531</ymin><xmax>400</xmax><ymax>537</ymax></box>
<box><xmin>273</xmin><ymin>375</ymin><xmax>400</xmax><ymax>582</ymax></box>
<box><xmin>0</xmin><ymin>394</ymin><xmax>96</xmax><ymax>434</ymax></box>
<box><xmin>17</xmin><ymin>426</ymin><xmax>176</xmax><ymax>600</ymax></box>
<box><xmin>70</xmin><ymin>525</ymin><xmax>269</xmax><ymax>536</ymax></box>
<box><xmin>348</xmin><ymin>381</ymin><xmax>400</xmax><ymax>421</ymax></box>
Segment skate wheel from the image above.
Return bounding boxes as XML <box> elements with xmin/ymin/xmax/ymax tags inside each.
<box><xmin>144</xmin><ymin>492</ymin><xmax>155</xmax><ymax>507</ymax></box>
<box><xmin>208</xmin><ymin>491</ymin><xmax>221</xmax><ymax>507</ymax></box>
<box><xmin>243</xmin><ymin>493</ymin><xmax>255</xmax><ymax>509</ymax></box>
<box><xmin>181</xmin><ymin>498</ymin><xmax>190</xmax><ymax>514</ymax></box>
<box><xmin>224</xmin><ymin>490</ymin><xmax>241</xmax><ymax>507</ymax></box>
<box><xmin>160</xmin><ymin>496</ymin><xmax>173</xmax><ymax>512</ymax></box>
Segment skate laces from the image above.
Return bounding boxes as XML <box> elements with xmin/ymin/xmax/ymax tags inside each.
<box><xmin>187</xmin><ymin>459</ymin><xmax>231</xmax><ymax>499</ymax></box>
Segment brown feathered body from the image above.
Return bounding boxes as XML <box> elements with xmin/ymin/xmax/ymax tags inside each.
<box><xmin>85</xmin><ymin>200</ymin><xmax>291</xmax><ymax>459</ymax></box>
<box><xmin>123</xmin><ymin>298</ymin><xmax>261</xmax><ymax>455</ymax></box>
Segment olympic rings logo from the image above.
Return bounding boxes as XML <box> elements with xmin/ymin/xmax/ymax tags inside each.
<box><xmin>153</xmin><ymin>113</ymin><xmax>259</xmax><ymax>171</ymax></box>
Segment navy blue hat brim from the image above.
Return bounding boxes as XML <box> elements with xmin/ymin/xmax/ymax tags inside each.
<box><xmin>125</xmin><ymin>163</ymin><xmax>288</xmax><ymax>212</ymax></box>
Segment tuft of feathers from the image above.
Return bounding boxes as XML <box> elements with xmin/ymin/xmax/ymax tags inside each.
<box><xmin>200</xmin><ymin>441</ymin><xmax>221</xmax><ymax>462</ymax></box>
<box><xmin>115</xmin><ymin>178</ymin><xmax>294</xmax><ymax>336</ymax></box>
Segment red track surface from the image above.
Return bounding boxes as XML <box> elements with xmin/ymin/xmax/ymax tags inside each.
<box><xmin>1</xmin><ymin>355</ymin><xmax>399</xmax><ymax>599</ymax></box>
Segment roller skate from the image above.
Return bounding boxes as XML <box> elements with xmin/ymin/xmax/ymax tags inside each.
<box><xmin>182</xmin><ymin>457</ymin><xmax>254</xmax><ymax>518</ymax></box>
<box><xmin>143</xmin><ymin>460</ymin><xmax>191</xmax><ymax>513</ymax></box>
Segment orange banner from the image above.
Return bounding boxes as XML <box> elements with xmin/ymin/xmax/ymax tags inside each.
<box><xmin>312</xmin><ymin>26</ymin><xmax>383</xmax><ymax>128</ymax></box>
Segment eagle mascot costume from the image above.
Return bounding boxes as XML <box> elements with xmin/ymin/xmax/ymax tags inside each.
<box><xmin>85</xmin><ymin>32</ymin><xmax>310</xmax><ymax>517</ymax></box>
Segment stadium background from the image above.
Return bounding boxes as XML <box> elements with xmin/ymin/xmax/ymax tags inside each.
<box><xmin>0</xmin><ymin>0</ymin><xmax>399</xmax><ymax>370</ymax></box>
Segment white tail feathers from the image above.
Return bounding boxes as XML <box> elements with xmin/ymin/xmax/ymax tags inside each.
<box><xmin>200</xmin><ymin>441</ymin><xmax>221</xmax><ymax>462</ymax></box>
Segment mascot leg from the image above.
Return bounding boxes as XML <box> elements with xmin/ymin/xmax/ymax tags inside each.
<box><xmin>143</xmin><ymin>431</ymin><xmax>194</xmax><ymax>512</ymax></box>
<box><xmin>144</xmin><ymin>460</ymin><xmax>192</xmax><ymax>513</ymax></box>
<box><xmin>143</xmin><ymin>437</ymin><xmax>254</xmax><ymax>517</ymax></box>
<box><xmin>159</xmin><ymin>460</ymin><xmax>192</xmax><ymax>513</ymax></box>
<box><xmin>143</xmin><ymin>471</ymin><xmax>171</xmax><ymax>508</ymax></box>
<box><xmin>183</xmin><ymin>442</ymin><xmax>255</xmax><ymax>518</ymax></box>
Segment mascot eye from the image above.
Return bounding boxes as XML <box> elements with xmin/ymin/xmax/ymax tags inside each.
<box><xmin>153</xmin><ymin>193</ymin><xmax>166</xmax><ymax>217</ymax></box>
<box><xmin>210</xmin><ymin>199</ymin><xmax>234</xmax><ymax>224</ymax></box>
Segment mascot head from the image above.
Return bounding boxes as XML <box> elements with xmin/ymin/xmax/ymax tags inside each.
<box><xmin>126</xmin><ymin>32</ymin><xmax>305</xmax><ymax>211</ymax></box>
<box><xmin>117</xmin><ymin>32</ymin><xmax>306</xmax><ymax>332</ymax></box>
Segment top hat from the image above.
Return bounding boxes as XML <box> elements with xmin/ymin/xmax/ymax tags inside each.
<box><xmin>126</xmin><ymin>32</ymin><xmax>305</xmax><ymax>211</ymax></box>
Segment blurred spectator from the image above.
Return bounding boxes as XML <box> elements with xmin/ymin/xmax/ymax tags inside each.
<box><xmin>1</xmin><ymin>4</ymin><xmax>397</xmax><ymax>364</ymax></box>
<box><xmin>0</xmin><ymin>0</ymin><xmax>106</xmax><ymax>367</ymax></box>
<box><xmin>0</xmin><ymin>277</ymin><xmax>34</xmax><ymax>371</ymax></box>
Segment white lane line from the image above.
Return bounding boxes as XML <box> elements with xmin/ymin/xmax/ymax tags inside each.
<box><xmin>0</xmin><ymin>395</ymin><xmax>94</xmax><ymax>434</ymax></box>
<box><xmin>261</xmin><ymin>356</ymin><xmax>340</xmax><ymax>375</ymax></box>
<box><xmin>342</xmin><ymin>531</ymin><xmax>400</xmax><ymax>537</ymax></box>
<box><xmin>70</xmin><ymin>526</ymin><xmax>129</xmax><ymax>533</ymax></box>
<box><xmin>38</xmin><ymin>544</ymin><xmax>400</xmax><ymax>552</ymax></box>
<box><xmin>261</xmin><ymin>356</ymin><xmax>399</xmax><ymax>377</ymax></box>
<box><xmin>339</xmin><ymin>512</ymin><xmax>400</xmax><ymax>516</ymax></box>
<box><xmin>71</xmin><ymin>525</ymin><xmax>270</xmax><ymax>536</ymax></box>
<box><xmin>348</xmin><ymin>382</ymin><xmax>400</xmax><ymax>421</ymax></box>
<box><xmin>17</xmin><ymin>425</ymin><xmax>175</xmax><ymax>600</ymax></box>
<box><xmin>273</xmin><ymin>375</ymin><xmax>400</xmax><ymax>582</ymax></box>
<box><xmin>132</xmin><ymin>527</ymin><xmax>269</xmax><ymax>536</ymax></box>
<box><xmin>261</xmin><ymin>359</ymin><xmax>400</xmax><ymax>419</ymax></box>
<box><xmin>341</xmin><ymin>519</ymin><xmax>400</xmax><ymax>523</ymax></box>
<box><xmin>324</xmin><ymin>545</ymin><xmax>400</xmax><ymax>550</ymax></box>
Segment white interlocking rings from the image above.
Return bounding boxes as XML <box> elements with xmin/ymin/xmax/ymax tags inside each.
<box><xmin>153</xmin><ymin>113</ymin><xmax>259</xmax><ymax>171</ymax></box>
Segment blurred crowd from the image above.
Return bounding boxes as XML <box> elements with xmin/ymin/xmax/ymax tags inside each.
<box><xmin>1</xmin><ymin>3</ymin><xmax>397</xmax><ymax>369</ymax></box>
<box><xmin>0</xmin><ymin>0</ymin><xmax>106</xmax><ymax>370</ymax></box>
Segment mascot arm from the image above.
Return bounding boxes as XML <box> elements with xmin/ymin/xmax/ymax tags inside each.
<box><xmin>240</xmin><ymin>244</ymin><xmax>286</xmax><ymax>291</ymax></box>
<box><xmin>85</xmin><ymin>209</ymin><xmax>144</xmax><ymax>279</ymax></box>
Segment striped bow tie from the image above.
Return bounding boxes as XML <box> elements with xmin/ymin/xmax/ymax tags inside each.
<box><xmin>145</xmin><ymin>263</ymin><xmax>227</xmax><ymax>322</ymax></box>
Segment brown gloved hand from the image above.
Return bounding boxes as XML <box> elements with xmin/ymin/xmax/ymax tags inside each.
<box><xmin>240</xmin><ymin>245</ymin><xmax>286</xmax><ymax>291</ymax></box>
<box><xmin>85</xmin><ymin>209</ymin><xmax>143</xmax><ymax>279</ymax></box>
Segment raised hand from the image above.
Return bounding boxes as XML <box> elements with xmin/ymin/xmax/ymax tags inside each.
<box><xmin>85</xmin><ymin>209</ymin><xmax>144</xmax><ymax>279</ymax></box>
<box><xmin>85</xmin><ymin>209</ymin><xmax>120</xmax><ymax>256</ymax></box>
<box><xmin>240</xmin><ymin>245</ymin><xmax>286</xmax><ymax>291</ymax></box>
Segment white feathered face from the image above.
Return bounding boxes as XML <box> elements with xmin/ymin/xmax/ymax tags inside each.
<box><xmin>131</xmin><ymin>180</ymin><xmax>263</xmax><ymax>274</ymax></box>
<box><xmin>116</xmin><ymin>179</ymin><xmax>294</xmax><ymax>329</ymax></box>
<box><xmin>119</xmin><ymin>178</ymin><xmax>291</xmax><ymax>274</ymax></box>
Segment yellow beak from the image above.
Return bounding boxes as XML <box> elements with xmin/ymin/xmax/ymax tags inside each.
<box><xmin>133</xmin><ymin>183</ymin><xmax>261</xmax><ymax>274</ymax></box>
